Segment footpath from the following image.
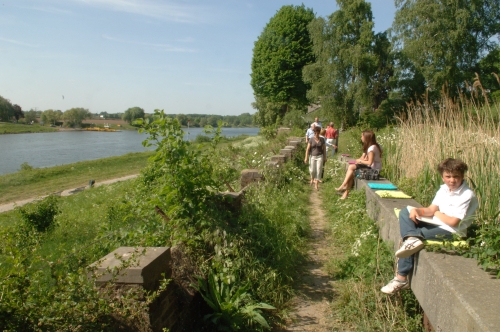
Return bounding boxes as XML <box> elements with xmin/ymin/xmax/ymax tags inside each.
<box><xmin>0</xmin><ymin>174</ymin><xmax>138</xmax><ymax>213</ymax></box>
<box><xmin>284</xmin><ymin>188</ymin><xmax>336</xmax><ymax>330</ymax></box>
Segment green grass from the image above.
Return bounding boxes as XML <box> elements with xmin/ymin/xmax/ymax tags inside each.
<box><xmin>0</xmin><ymin>151</ymin><xmax>154</xmax><ymax>204</ymax></box>
<box><xmin>0</xmin><ymin>122</ymin><xmax>59</xmax><ymax>134</ymax></box>
<box><xmin>320</xmin><ymin>158</ymin><xmax>423</xmax><ymax>331</ymax></box>
<box><xmin>0</xmin><ymin>130</ymin><xmax>313</xmax><ymax>330</ymax></box>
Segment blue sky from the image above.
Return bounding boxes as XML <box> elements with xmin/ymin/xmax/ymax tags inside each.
<box><xmin>0</xmin><ymin>0</ymin><xmax>396</xmax><ymax>116</ymax></box>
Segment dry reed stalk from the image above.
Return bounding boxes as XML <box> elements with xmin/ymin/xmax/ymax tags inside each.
<box><xmin>387</xmin><ymin>96</ymin><xmax>500</xmax><ymax>223</ymax></box>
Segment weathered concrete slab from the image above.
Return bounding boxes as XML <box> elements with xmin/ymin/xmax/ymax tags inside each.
<box><xmin>240</xmin><ymin>169</ymin><xmax>263</xmax><ymax>188</ymax></box>
<box><xmin>89</xmin><ymin>247</ymin><xmax>171</xmax><ymax>291</ymax></box>
<box><xmin>271</xmin><ymin>154</ymin><xmax>286</xmax><ymax>164</ymax></box>
<box><xmin>357</xmin><ymin>179</ymin><xmax>500</xmax><ymax>332</ymax></box>
<box><xmin>280</xmin><ymin>148</ymin><xmax>293</xmax><ymax>160</ymax></box>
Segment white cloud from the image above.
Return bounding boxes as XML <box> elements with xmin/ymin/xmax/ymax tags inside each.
<box><xmin>101</xmin><ymin>34</ymin><xmax>197</xmax><ymax>52</ymax></box>
<box><xmin>76</xmin><ymin>0</ymin><xmax>209</xmax><ymax>23</ymax></box>
<box><xmin>21</xmin><ymin>6</ymin><xmax>73</xmax><ymax>15</ymax></box>
<box><xmin>0</xmin><ymin>37</ymin><xmax>38</xmax><ymax>47</ymax></box>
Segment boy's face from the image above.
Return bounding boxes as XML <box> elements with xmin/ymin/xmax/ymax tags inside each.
<box><xmin>441</xmin><ymin>171</ymin><xmax>464</xmax><ymax>191</ymax></box>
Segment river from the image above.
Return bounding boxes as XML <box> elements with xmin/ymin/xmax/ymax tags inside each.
<box><xmin>0</xmin><ymin>127</ymin><xmax>260</xmax><ymax>176</ymax></box>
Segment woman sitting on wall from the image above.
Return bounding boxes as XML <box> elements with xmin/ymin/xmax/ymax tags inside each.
<box><xmin>335</xmin><ymin>130</ymin><xmax>382</xmax><ymax>199</ymax></box>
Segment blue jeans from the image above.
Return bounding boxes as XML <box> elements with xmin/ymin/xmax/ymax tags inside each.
<box><xmin>397</xmin><ymin>208</ymin><xmax>452</xmax><ymax>276</ymax></box>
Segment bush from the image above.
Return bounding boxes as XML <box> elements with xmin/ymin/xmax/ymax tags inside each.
<box><xmin>17</xmin><ymin>195</ymin><xmax>60</xmax><ymax>232</ymax></box>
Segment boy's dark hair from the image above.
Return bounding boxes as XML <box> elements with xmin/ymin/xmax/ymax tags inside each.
<box><xmin>437</xmin><ymin>158</ymin><xmax>468</xmax><ymax>175</ymax></box>
<box><xmin>313</xmin><ymin>126</ymin><xmax>321</xmax><ymax>133</ymax></box>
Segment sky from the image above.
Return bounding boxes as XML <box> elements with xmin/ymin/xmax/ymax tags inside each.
<box><xmin>0</xmin><ymin>0</ymin><xmax>396</xmax><ymax>116</ymax></box>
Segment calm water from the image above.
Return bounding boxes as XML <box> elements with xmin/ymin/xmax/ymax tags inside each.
<box><xmin>0</xmin><ymin>127</ymin><xmax>259</xmax><ymax>175</ymax></box>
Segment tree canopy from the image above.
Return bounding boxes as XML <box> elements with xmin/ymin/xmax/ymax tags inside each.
<box><xmin>251</xmin><ymin>5</ymin><xmax>315</xmax><ymax>127</ymax></box>
<box><xmin>122</xmin><ymin>107</ymin><xmax>145</xmax><ymax>125</ymax></box>
<box><xmin>392</xmin><ymin>0</ymin><xmax>500</xmax><ymax>94</ymax></box>
<box><xmin>41</xmin><ymin>109</ymin><xmax>63</xmax><ymax>125</ymax></box>
<box><xmin>0</xmin><ymin>95</ymin><xmax>14</xmax><ymax>122</ymax></box>
<box><xmin>63</xmin><ymin>108</ymin><xmax>91</xmax><ymax>127</ymax></box>
<box><xmin>303</xmin><ymin>0</ymin><xmax>378</xmax><ymax>127</ymax></box>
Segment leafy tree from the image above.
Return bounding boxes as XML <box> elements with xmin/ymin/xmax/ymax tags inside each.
<box><xmin>303</xmin><ymin>0</ymin><xmax>377</xmax><ymax>127</ymax></box>
<box><xmin>0</xmin><ymin>95</ymin><xmax>14</xmax><ymax>122</ymax></box>
<box><xmin>122</xmin><ymin>107</ymin><xmax>145</xmax><ymax>125</ymax></box>
<box><xmin>391</xmin><ymin>0</ymin><xmax>500</xmax><ymax>95</ymax></box>
<box><xmin>251</xmin><ymin>5</ymin><xmax>315</xmax><ymax>126</ymax></box>
<box><xmin>12</xmin><ymin>104</ymin><xmax>24</xmax><ymax>122</ymax></box>
<box><xmin>476</xmin><ymin>46</ymin><xmax>500</xmax><ymax>96</ymax></box>
<box><xmin>23</xmin><ymin>109</ymin><xmax>37</xmax><ymax>124</ymax></box>
<box><xmin>63</xmin><ymin>107</ymin><xmax>91</xmax><ymax>127</ymax></box>
<box><xmin>41</xmin><ymin>109</ymin><xmax>63</xmax><ymax>125</ymax></box>
<box><xmin>176</xmin><ymin>114</ymin><xmax>188</xmax><ymax>126</ymax></box>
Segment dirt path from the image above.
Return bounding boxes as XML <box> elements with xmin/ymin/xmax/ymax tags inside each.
<box><xmin>283</xmin><ymin>188</ymin><xmax>335</xmax><ymax>331</ymax></box>
<box><xmin>0</xmin><ymin>174</ymin><xmax>138</xmax><ymax>213</ymax></box>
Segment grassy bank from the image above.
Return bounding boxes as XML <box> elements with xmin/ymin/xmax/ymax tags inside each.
<box><xmin>0</xmin><ymin>122</ymin><xmax>59</xmax><ymax>134</ymax></box>
<box><xmin>0</xmin><ymin>120</ymin><xmax>312</xmax><ymax>330</ymax></box>
<box><xmin>0</xmin><ymin>151</ymin><xmax>155</xmax><ymax>204</ymax></box>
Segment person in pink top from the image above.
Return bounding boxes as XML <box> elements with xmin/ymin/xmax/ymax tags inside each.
<box><xmin>325</xmin><ymin>122</ymin><xmax>338</xmax><ymax>157</ymax></box>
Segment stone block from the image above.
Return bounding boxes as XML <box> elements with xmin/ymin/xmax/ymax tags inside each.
<box><xmin>89</xmin><ymin>247</ymin><xmax>171</xmax><ymax>291</ymax></box>
<box><xmin>240</xmin><ymin>169</ymin><xmax>263</xmax><ymax>188</ymax></box>
<box><xmin>271</xmin><ymin>154</ymin><xmax>286</xmax><ymax>164</ymax></box>
<box><xmin>280</xmin><ymin>148</ymin><xmax>293</xmax><ymax>160</ymax></box>
<box><xmin>287</xmin><ymin>138</ymin><xmax>302</xmax><ymax>146</ymax></box>
<box><xmin>277</xmin><ymin>127</ymin><xmax>291</xmax><ymax>135</ymax></box>
<box><xmin>266</xmin><ymin>160</ymin><xmax>279</xmax><ymax>168</ymax></box>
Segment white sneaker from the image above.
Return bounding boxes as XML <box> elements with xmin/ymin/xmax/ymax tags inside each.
<box><xmin>381</xmin><ymin>278</ymin><xmax>410</xmax><ymax>294</ymax></box>
<box><xmin>395</xmin><ymin>237</ymin><xmax>425</xmax><ymax>258</ymax></box>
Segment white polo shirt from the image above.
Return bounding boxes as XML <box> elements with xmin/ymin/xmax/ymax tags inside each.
<box><xmin>431</xmin><ymin>181</ymin><xmax>478</xmax><ymax>237</ymax></box>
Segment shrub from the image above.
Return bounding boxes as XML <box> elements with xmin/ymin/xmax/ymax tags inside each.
<box><xmin>17</xmin><ymin>195</ymin><xmax>60</xmax><ymax>232</ymax></box>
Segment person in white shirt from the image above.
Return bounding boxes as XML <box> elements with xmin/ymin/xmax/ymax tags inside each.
<box><xmin>312</xmin><ymin>117</ymin><xmax>322</xmax><ymax>129</ymax></box>
<box><xmin>305</xmin><ymin>123</ymin><xmax>315</xmax><ymax>143</ymax></box>
<box><xmin>381</xmin><ymin>158</ymin><xmax>478</xmax><ymax>294</ymax></box>
<box><xmin>335</xmin><ymin>130</ymin><xmax>382</xmax><ymax>199</ymax></box>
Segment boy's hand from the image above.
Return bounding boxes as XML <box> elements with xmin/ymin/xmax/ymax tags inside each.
<box><xmin>409</xmin><ymin>208</ymin><xmax>423</xmax><ymax>224</ymax></box>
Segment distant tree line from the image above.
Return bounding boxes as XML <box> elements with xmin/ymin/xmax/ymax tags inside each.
<box><xmin>251</xmin><ymin>1</ymin><xmax>500</xmax><ymax>129</ymax></box>
<box><xmin>121</xmin><ymin>106</ymin><xmax>254</xmax><ymax>127</ymax></box>
<box><xmin>0</xmin><ymin>99</ymin><xmax>255</xmax><ymax>128</ymax></box>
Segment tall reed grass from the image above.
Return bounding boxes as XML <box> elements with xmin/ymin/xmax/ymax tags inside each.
<box><xmin>383</xmin><ymin>95</ymin><xmax>500</xmax><ymax>272</ymax></box>
<box><xmin>384</xmin><ymin>98</ymin><xmax>500</xmax><ymax>225</ymax></box>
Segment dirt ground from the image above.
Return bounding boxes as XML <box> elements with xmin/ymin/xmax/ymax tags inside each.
<box><xmin>283</xmin><ymin>188</ymin><xmax>336</xmax><ymax>331</ymax></box>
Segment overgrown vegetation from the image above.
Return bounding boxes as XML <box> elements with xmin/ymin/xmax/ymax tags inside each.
<box><xmin>321</xmin><ymin>159</ymin><xmax>423</xmax><ymax>331</ymax></box>
<box><xmin>382</xmin><ymin>95</ymin><xmax>500</xmax><ymax>276</ymax></box>
<box><xmin>0</xmin><ymin>114</ymin><xmax>312</xmax><ymax>330</ymax></box>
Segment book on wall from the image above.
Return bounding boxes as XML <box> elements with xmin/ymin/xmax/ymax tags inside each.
<box><xmin>407</xmin><ymin>206</ymin><xmax>445</xmax><ymax>226</ymax></box>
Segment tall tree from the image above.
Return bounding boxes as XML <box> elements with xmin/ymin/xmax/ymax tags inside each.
<box><xmin>392</xmin><ymin>0</ymin><xmax>500</xmax><ymax>95</ymax></box>
<box><xmin>303</xmin><ymin>0</ymin><xmax>376</xmax><ymax>127</ymax></box>
<box><xmin>122</xmin><ymin>107</ymin><xmax>145</xmax><ymax>125</ymax></box>
<box><xmin>251</xmin><ymin>5</ymin><xmax>315</xmax><ymax>127</ymax></box>
<box><xmin>63</xmin><ymin>108</ymin><xmax>91</xmax><ymax>127</ymax></box>
<box><xmin>41</xmin><ymin>109</ymin><xmax>63</xmax><ymax>125</ymax></box>
<box><xmin>0</xmin><ymin>95</ymin><xmax>14</xmax><ymax>122</ymax></box>
<box><xmin>12</xmin><ymin>104</ymin><xmax>24</xmax><ymax>122</ymax></box>
<box><xmin>24</xmin><ymin>109</ymin><xmax>37</xmax><ymax>124</ymax></box>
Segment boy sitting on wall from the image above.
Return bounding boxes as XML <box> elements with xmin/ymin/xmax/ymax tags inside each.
<box><xmin>381</xmin><ymin>158</ymin><xmax>478</xmax><ymax>294</ymax></box>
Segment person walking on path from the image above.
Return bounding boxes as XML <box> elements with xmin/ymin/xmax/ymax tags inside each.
<box><xmin>304</xmin><ymin>126</ymin><xmax>326</xmax><ymax>191</ymax></box>
<box><xmin>325</xmin><ymin>122</ymin><xmax>338</xmax><ymax>157</ymax></box>
<box><xmin>381</xmin><ymin>158</ymin><xmax>478</xmax><ymax>294</ymax></box>
<box><xmin>305</xmin><ymin>123</ymin><xmax>316</xmax><ymax>143</ymax></box>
